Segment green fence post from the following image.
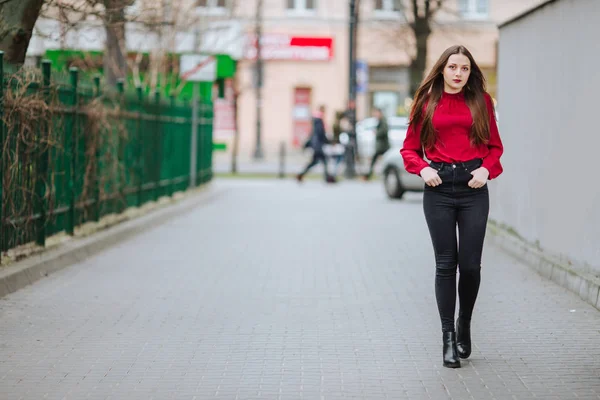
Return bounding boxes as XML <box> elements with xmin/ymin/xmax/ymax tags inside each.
<box><xmin>190</xmin><ymin>85</ymin><xmax>198</xmax><ymax>188</ymax></box>
<box><xmin>153</xmin><ymin>90</ymin><xmax>160</xmax><ymax>201</ymax></box>
<box><xmin>168</xmin><ymin>93</ymin><xmax>176</xmax><ymax>196</ymax></box>
<box><xmin>185</xmin><ymin>92</ymin><xmax>193</xmax><ymax>188</ymax></box>
<box><xmin>116</xmin><ymin>79</ymin><xmax>125</xmax><ymax>213</ymax></box>
<box><xmin>66</xmin><ymin>67</ymin><xmax>78</xmax><ymax>235</ymax></box>
<box><xmin>35</xmin><ymin>60</ymin><xmax>52</xmax><ymax>247</ymax></box>
<box><xmin>196</xmin><ymin>100</ymin><xmax>207</xmax><ymax>186</ymax></box>
<box><xmin>136</xmin><ymin>86</ymin><xmax>143</xmax><ymax>207</ymax></box>
<box><xmin>0</xmin><ymin>51</ymin><xmax>4</xmax><ymax>259</ymax></box>
<box><xmin>207</xmin><ymin>103</ymin><xmax>213</xmax><ymax>182</ymax></box>
<box><xmin>199</xmin><ymin>101</ymin><xmax>211</xmax><ymax>185</ymax></box>
<box><xmin>92</xmin><ymin>75</ymin><xmax>101</xmax><ymax>221</ymax></box>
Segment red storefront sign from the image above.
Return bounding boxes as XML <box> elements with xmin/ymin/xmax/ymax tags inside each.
<box><xmin>245</xmin><ymin>34</ymin><xmax>334</xmax><ymax>61</ymax></box>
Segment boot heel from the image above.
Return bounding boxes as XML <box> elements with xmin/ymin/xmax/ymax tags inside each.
<box><xmin>443</xmin><ymin>332</ymin><xmax>461</xmax><ymax>368</ymax></box>
<box><xmin>457</xmin><ymin>318</ymin><xmax>472</xmax><ymax>359</ymax></box>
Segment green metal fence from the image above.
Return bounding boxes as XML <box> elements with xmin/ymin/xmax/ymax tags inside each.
<box><xmin>0</xmin><ymin>53</ymin><xmax>213</xmax><ymax>262</ymax></box>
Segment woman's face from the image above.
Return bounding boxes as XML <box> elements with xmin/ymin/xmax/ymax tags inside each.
<box><xmin>442</xmin><ymin>53</ymin><xmax>471</xmax><ymax>93</ymax></box>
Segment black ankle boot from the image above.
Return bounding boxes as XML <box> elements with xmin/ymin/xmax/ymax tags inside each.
<box><xmin>456</xmin><ymin>318</ymin><xmax>471</xmax><ymax>359</ymax></box>
<box><xmin>442</xmin><ymin>332</ymin><xmax>461</xmax><ymax>368</ymax></box>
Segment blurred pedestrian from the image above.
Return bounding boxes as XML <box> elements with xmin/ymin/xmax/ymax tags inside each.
<box><xmin>342</xmin><ymin>101</ymin><xmax>359</xmax><ymax>165</ymax></box>
<box><xmin>363</xmin><ymin>107</ymin><xmax>389</xmax><ymax>180</ymax></box>
<box><xmin>329</xmin><ymin>110</ymin><xmax>346</xmax><ymax>177</ymax></box>
<box><xmin>400</xmin><ymin>45</ymin><xmax>504</xmax><ymax>368</ymax></box>
<box><xmin>296</xmin><ymin>105</ymin><xmax>336</xmax><ymax>183</ymax></box>
<box><xmin>332</xmin><ymin>110</ymin><xmax>345</xmax><ymax>144</ymax></box>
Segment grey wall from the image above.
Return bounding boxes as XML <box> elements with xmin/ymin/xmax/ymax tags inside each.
<box><xmin>493</xmin><ymin>0</ymin><xmax>600</xmax><ymax>274</ymax></box>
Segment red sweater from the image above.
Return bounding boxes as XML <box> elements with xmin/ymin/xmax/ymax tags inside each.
<box><xmin>400</xmin><ymin>91</ymin><xmax>504</xmax><ymax>179</ymax></box>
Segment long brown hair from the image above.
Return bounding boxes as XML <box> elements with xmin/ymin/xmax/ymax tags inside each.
<box><xmin>409</xmin><ymin>45</ymin><xmax>491</xmax><ymax>150</ymax></box>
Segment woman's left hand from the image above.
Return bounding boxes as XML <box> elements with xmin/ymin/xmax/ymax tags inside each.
<box><xmin>468</xmin><ymin>167</ymin><xmax>489</xmax><ymax>188</ymax></box>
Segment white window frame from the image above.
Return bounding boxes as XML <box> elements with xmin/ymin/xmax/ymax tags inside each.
<box><xmin>458</xmin><ymin>0</ymin><xmax>489</xmax><ymax>20</ymax></box>
<box><xmin>286</xmin><ymin>0</ymin><xmax>317</xmax><ymax>17</ymax></box>
<box><xmin>196</xmin><ymin>0</ymin><xmax>227</xmax><ymax>16</ymax></box>
<box><xmin>373</xmin><ymin>0</ymin><xmax>403</xmax><ymax>20</ymax></box>
<box><xmin>373</xmin><ymin>0</ymin><xmax>403</xmax><ymax>19</ymax></box>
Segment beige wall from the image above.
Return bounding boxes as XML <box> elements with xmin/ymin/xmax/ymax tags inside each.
<box><xmin>228</xmin><ymin>0</ymin><xmax>544</xmax><ymax>159</ymax></box>
<box><xmin>237</xmin><ymin>23</ymin><xmax>349</xmax><ymax>158</ymax></box>
<box><xmin>489</xmin><ymin>0</ymin><xmax>546</xmax><ymax>23</ymax></box>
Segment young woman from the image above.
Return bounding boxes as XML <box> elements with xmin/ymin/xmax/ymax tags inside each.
<box><xmin>400</xmin><ymin>45</ymin><xmax>504</xmax><ymax>368</ymax></box>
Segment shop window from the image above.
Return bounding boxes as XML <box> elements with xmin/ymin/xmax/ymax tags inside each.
<box><xmin>287</xmin><ymin>0</ymin><xmax>316</xmax><ymax>14</ymax></box>
<box><xmin>196</xmin><ymin>0</ymin><xmax>227</xmax><ymax>15</ymax></box>
<box><xmin>374</xmin><ymin>0</ymin><xmax>401</xmax><ymax>12</ymax></box>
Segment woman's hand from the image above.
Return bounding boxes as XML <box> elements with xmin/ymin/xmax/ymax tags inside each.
<box><xmin>420</xmin><ymin>166</ymin><xmax>442</xmax><ymax>187</ymax></box>
<box><xmin>469</xmin><ymin>167</ymin><xmax>489</xmax><ymax>188</ymax></box>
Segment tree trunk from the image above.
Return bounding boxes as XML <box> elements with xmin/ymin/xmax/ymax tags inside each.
<box><xmin>409</xmin><ymin>15</ymin><xmax>431</xmax><ymax>97</ymax></box>
<box><xmin>0</xmin><ymin>0</ymin><xmax>45</xmax><ymax>65</ymax></box>
<box><xmin>103</xmin><ymin>0</ymin><xmax>129</xmax><ymax>88</ymax></box>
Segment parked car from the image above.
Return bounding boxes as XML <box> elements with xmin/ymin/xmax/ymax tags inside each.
<box><xmin>380</xmin><ymin>147</ymin><xmax>424</xmax><ymax>199</ymax></box>
<box><xmin>356</xmin><ymin>116</ymin><xmax>409</xmax><ymax>159</ymax></box>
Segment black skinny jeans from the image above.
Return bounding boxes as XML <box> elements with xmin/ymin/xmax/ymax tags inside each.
<box><xmin>300</xmin><ymin>150</ymin><xmax>330</xmax><ymax>181</ymax></box>
<box><xmin>423</xmin><ymin>158</ymin><xmax>489</xmax><ymax>333</ymax></box>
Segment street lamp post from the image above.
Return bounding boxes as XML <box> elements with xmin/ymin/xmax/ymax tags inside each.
<box><xmin>253</xmin><ymin>0</ymin><xmax>264</xmax><ymax>160</ymax></box>
<box><xmin>345</xmin><ymin>0</ymin><xmax>359</xmax><ymax>178</ymax></box>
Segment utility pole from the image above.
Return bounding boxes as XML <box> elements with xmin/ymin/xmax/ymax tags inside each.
<box><xmin>253</xmin><ymin>0</ymin><xmax>264</xmax><ymax>160</ymax></box>
<box><xmin>345</xmin><ymin>0</ymin><xmax>359</xmax><ymax>178</ymax></box>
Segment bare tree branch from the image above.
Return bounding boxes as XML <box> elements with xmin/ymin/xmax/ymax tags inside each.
<box><xmin>32</xmin><ymin>0</ymin><xmax>241</xmax><ymax>92</ymax></box>
<box><xmin>412</xmin><ymin>0</ymin><xmax>418</xmax><ymax>21</ymax></box>
<box><xmin>379</xmin><ymin>0</ymin><xmax>451</xmax><ymax>96</ymax></box>
<box><xmin>425</xmin><ymin>0</ymin><xmax>444</xmax><ymax>17</ymax></box>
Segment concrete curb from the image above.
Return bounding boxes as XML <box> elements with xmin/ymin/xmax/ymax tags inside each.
<box><xmin>487</xmin><ymin>221</ymin><xmax>600</xmax><ymax>311</ymax></box>
<box><xmin>0</xmin><ymin>184</ymin><xmax>225</xmax><ymax>299</ymax></box>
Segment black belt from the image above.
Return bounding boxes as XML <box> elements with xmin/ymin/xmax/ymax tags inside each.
<box><xmin>430</xmin><ymin>158</ymin><xmax>483</xmax><ymax>170</ymax></box>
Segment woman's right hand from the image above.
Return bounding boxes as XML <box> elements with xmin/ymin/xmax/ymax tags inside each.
<box><xmin>420</xmin><ymin>166</ymin><xmax>442</xmax><ymax>187</ymax></box>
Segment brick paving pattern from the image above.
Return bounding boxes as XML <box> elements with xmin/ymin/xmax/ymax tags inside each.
<box><xmin>1</xmin><ymin>179</ymin><xmax>599</xmax><ymax>400</ymax></box>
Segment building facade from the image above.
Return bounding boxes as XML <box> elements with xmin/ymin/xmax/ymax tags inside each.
<box><xmin>27</xmin><ymin>0</ymin><xmax>544</xmax><ymax>161</ymax></box>
<box><xmin>219</xmin><ymin>0</ymin><xmax>544</xmax><ymax>160</ymax></box>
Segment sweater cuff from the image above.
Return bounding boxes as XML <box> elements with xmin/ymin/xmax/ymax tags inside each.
<box><xmin>481</xmin><ymin>158</ymin><xmax>493</xmax><ymax>173</ymax></box>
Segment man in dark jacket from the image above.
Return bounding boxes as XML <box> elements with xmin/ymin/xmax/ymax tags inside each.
<box><xmin>297</xmin><ymin>105</ymin><xmax>335</xmax><ymax>183</ymax></box>
<box><xmin>364</xmin><ymin>107</ymin><xmax>389</xmax><ymax>180</ymax></box>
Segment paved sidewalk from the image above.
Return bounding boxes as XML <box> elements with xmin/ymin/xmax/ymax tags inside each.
<box><xmin>1</xmin><ymin>179</ymin><xmax>599</xmax><ymax>400</ymax></box>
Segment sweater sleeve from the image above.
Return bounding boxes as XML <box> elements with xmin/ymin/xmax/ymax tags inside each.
<box><xmin>481</xmin><ymin>94</ymin><xmax>504</xmax><ymax>180</ymax></box>
<box><xmin>400</xmin><ymin>119</ymin><xmax>429</xmax><ymax>176</ymax></box>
